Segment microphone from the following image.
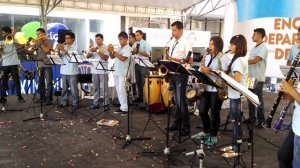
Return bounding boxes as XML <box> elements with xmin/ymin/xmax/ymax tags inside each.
<box><xmin>224</xmin><ymin>50</ymin><xmax>231</xmax><ymax>54</ymax></box>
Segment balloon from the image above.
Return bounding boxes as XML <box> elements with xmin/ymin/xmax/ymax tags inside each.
<box><xmin>21</xmin><ymin>21</ymin><xmax>40</xmax><ymax>39</ymax></box>
<box><xmin>14</xmin><ymin>32</ymin><xmax>27</xmax><ymax>44</ymax></box>
<box><xmin>47</xmin><ymin>23</ymin><xmax>68</xmax><ymax>47</ymax></box>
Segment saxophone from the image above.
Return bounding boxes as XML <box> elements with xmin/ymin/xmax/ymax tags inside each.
<box><xmin>215</xmin><ymin>53</ymin><xmax>228</xmax><ymax>100</ymax></box>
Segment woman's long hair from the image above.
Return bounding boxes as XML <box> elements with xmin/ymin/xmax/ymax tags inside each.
<box><xmin>226</xmin><ymin>35</ymin><xmax>247</xmax><ymax>74</ymax></box>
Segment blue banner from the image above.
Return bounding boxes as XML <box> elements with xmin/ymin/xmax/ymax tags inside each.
<box><xmin>236</xmin><ymin>0</ymin><xmax>300</xmax><ymax>22</ymax></box>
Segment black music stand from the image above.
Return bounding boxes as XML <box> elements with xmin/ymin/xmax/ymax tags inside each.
<box><xmin>134</xmin><ymin>56</ymin><xmax>166</xmax><ymax>137</ymax></box>
<box><xmin>114</xmin><ymin>55</ymin><xmax>151</xmax><ymax>149</ymax></box>
<box><xmin>88</xmin><ymin>60</ymin><xmax>118</xmax><ymax>121</ymax></box>
<box><xmin>212</xmin><ymin>71</ymin><xmax>260</xmax><ymax>168</ymax></box>
<box><xmin>23</xmin><ymin>54</ymin><xmax>59</xmax><ymax>122</ymax></box>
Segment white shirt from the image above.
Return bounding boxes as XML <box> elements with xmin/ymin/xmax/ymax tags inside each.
<box><xmin>113</xmin><ymin>44</ymin><xmax>131</xmax><ymax>77</ymax></box>
<box><xmin>228</xmin><ymin>57</ymin><xmax>248</xmax><ymax>99</ymax></box>
<box><xmin>60</xmin><ymin>43</ymin><xmax>79</xmax><ymax>75</ymax></box>
<box><xmin>168</xmin><ymin>36</ymin><xmax>193</xmax><ymax>60</ymax></box>
<box><xmin>200</xmin><ymin>52</ymin><xmax>231</xmax><ymax>92</ymax></box>
<box><xmin>293</xmin><ymin>83</ymin><xmax>300</xmax><ymax>136</ymax></box>
<box><xmin>89</xmin><ymin>44</ymin><xmax>109</xmax><ymax>74</ymax></box>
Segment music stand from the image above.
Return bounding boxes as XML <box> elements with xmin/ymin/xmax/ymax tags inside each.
<box><xmin>87</xmin><ymin>59</ymin><xmax>118</xmax><ymax>121</ymax></box>
<box><xmin>135</xmin><ymin>57</ymin><xmax>166</xmax><ymax>137</ymax></box>
<box><xmin>23</xmin><ymin>54</ymin><xmax>59</xmax><ymax>122</ymax></box>
<box><xmin>212</xmin><ymin>70</ymin><xmax>260</xmax><ymax>168</ymax></box>
<box><xmin>113</xmin><ymin>55</ymin><xmax>151</xmax><ymax>149</ymax></box>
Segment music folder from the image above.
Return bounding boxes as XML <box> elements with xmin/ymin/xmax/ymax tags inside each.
<box><xmin>158</xmin><ymin>60</ymin><xmax>192</xmax><ymax>76</ymax></box>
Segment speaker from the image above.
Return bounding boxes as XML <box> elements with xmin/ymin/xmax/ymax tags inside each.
<box><xmin>57</xmin><ymin>29</ymin><xmax>72</xmax><ymax>44</ymax></box>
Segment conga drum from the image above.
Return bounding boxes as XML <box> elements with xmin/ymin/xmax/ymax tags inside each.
<box><xmin>161</xmin><ymin>78</ymin><xmax>173</xmax><ymax>107</ymax></box>
<box><xmin>144</xmin><ymin>75</ymin><xmax>161</xmax><ymax>105</ymax></box>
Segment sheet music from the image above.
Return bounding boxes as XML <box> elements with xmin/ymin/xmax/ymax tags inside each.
<box><xmin>134</xmin><ymin>56</ymin><xmax>155</xmax><ymax>68</ymax></box>
<box><xmin>46</xmin><ymin>54</ymin><xmax>65</xmax><ymax>65</ymax></box>
<box><xmin>217</xmin><ymin>71</ymin><xmax>260</xmax><ymax>106</ymax></box>
<box><xmin>69</xmin><ymin>54</ymin><xmax>86</xmax><ymax>63</ymax></box>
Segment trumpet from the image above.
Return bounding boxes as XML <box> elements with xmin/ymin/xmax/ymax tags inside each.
<box><xmin>29</xmin><ymin>36</ymin><xmax>47</xmax><ymax>46</ymax></box>
<box><xmin>4</xmin><ymin>34</ymin><xmax>14</xmax><ymax>44</ymax></box>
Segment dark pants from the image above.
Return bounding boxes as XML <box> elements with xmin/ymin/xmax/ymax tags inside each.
<box><xmin>1</xmin><ymin>65</ymin><xmax>22</xmax><ymax>98</ymax></box>
<box><xmin>278</xmin><ymin>130</ymin><xmax>294</xmax><ymax>168</ymax></box>
<box><xmin>248</xmin><ymin>82</ymin><xmax>265</xmax><ymax>123</ymax></box>
<box><xmin>230</xmin><ymin>98</ymin><xmax>242</xmax><ymax>152</ymax></box>
<box><xmin>38</xmin><ymin>67</ymin><xmax>53</xmax><ymax>102</ymax></box>
<box><xmin>170</xmin><ymin>74</ymin><xmax>190</xmax><ymax>129</ymax></box>
<box><xmin>135</xmin><ymin>64</ymin><xmax>149</xmax><ymax>100</ymax></box>
<box><xmin>199</xmin><ymin>91</ymin><xmax>223</xmax><ymax>136</ymax></box>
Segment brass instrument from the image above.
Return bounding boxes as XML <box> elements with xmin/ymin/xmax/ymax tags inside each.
<box><xmin>158</xmin><ymin>65</ymin><xmax>168</xmax><ymax>76</ymax></box>
<box><xmin>29</xmin><ymin>36</ymin><xmax>47</xmax><ymax>46</ymax></box>
<box><xmin>4</xmin><ymin>34</ymin><xmax>14</xmax><ymax>44</ymax></box>
<box><xmin>215</xmin><ymin>52</ymin><xmax>228</xmax><ymax>100</ymax></box>
<box><xmin>163</xmin><ymin>37</ymin><xmax>172</xmax><ymax>60</ymax></box>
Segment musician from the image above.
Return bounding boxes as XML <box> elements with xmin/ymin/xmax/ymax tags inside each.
<box><xmin>34</xmin><ymin>28</ymin><xmax>53</xmax><ymax>105</ymax></box>
<box><xmin>108</xmin><ymin>31</ymin><xmax>131</xmax><ymax>116</ymax></box>
<box><xmin>276</xmin><ymin>30</ymin><xmax>300</xmax><ymax>168</ymax></box>
<box><xmin>280</xmin><ymin>80</ymin><xmax>300</xmax><ymax>168</ymax></box>
<box><xmin>85</xmin><ymin>34</ymin><xmax>109</xmax><ymax>110</ymax></box>
<box><xmin>287</xmin><ymin>28</ymin><xmax>300</xmax><ymax>65</ymax></box>
<box><xmin>247</xmin><ymin>28</ymin><xmax>268</xmax><ymax>128</ymax></box>
<box><xmin>57</xmin><ymin>32</ymin><xmax>79</xmax><ymax>111</ymax></box>
<box><xmin>198</xmin><ymin>36</ymin><xmax>230</xmax><ymax>145</ymax></box>
<box><xmin>165</xmin><ymin>21</ymin><xmax>193</xmax><ymax>136</ymax></box>
<box><xmin>129</xmin><ymin>33</ymin><xmax>136</xmax><ymax>47</ymax></box>
<box><xmin>222</xmin><ymin>35</ymin><xmax>248</xmax><ymax>157</ymax></box>
<box><xmin>132</xmin><ymin>30</ymin><xmax>151</xmax><ymax>103</ymax></box>
<box><xmin>0</xmin><ymin>26</ymin><xmax>25</xmax><ymax>103</ymax></box>
<box><xmin>128</xmin><ymin>33</ymin><xmax>137</xmax><ymax>96</ymax></box>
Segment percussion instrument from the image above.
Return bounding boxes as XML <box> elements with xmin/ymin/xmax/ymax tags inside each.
<box><xmin>144</xmin><ymin>75</ymin><xmax>162</xmax><ymax>105</ymax></box>
<box><xmin>161</xmin><ymin>77</ymin><xmax>173</xmax><ymax>107</ymax></box>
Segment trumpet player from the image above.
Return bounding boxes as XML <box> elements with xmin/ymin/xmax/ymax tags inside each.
<box><xmin>247</xmin><ymin>28</ymin><xmax>268</xmax><ymax>128</ymax></box>
<box><xmin>108</xmin><ymin>31</ymin><xmax>131</xmax><ymax>116</ymax></box>
<box><xmin>0</xmin><ymin>26</ymin><xmax>25</xmax><ymax>103</ymax></box>
<box><xmin>85</xmin><ymin>34</ymin><xmax>109</xmax><ymax>110</ymax></box>
<box><xmin>164</xmin><ymin>21</ymin><xmax>193</xmax><ymax>136</ymax></box>
<box><xmin>197</xmin><ymin>36</ymin><xmax>230</xmax><ymax>145</ymax></box>
<box><xmin>32</xmin><ymin>28</ymin><xmax>53</xmax><ymax>105</ymax></box>
<box><xmin>57</xmin><ymin>32</ymin><xmax>79</xmax><ymax>111</ymax></box>
<box><xmin>280</xmin><ymin>80</ymin><xmax>300</xmax><ymax>168</ymax></box>
<box><xmin>133</xmin><ymin>30</ymin><xmax>151</xmax><ymax>103</ymax></box>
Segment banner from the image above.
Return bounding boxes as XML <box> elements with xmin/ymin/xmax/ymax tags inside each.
<box><xmin>224</xmin><ymin>0</ymin><xmax>300</xmax><ymax>78</ymax></box>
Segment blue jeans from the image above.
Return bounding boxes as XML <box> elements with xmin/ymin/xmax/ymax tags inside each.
<box><xmin>230</xmin><ymin>98</ymin><xmax>242</xmax><ymax>152</ymax></box>
<box><xmin>61</xmin><ymin>75</ymin><xmax>79</xmax><ymax>106</ymax></box>
<box><xmin>294</xmin><ymin>134</ymin><xmax>300</xmax><ymax>168</ymax></box>
<box><xmin>248</xmin><ymin>82</ymin><xmax>265</xmax><ymax>123</ymax></box>
<box><xmin>278</xmin><ymin>130</ymin><xmax>294</xmax><ymax>168</ymax></box>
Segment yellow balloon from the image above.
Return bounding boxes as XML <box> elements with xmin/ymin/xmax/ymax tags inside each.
<box><xmin>14</xmin><ymin>32</ymin><xmax>27</xmax><ymax>44</ymax></box>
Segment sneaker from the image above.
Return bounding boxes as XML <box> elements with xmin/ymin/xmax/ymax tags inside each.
<box><xmin>102</xmin><ymin>105</ymin><xmax>109</xmax><ymax>112</ymax></box>
<box><xmin>220</xmin><ymin>146</ymin><xmax>233</xmax><ymax>152</ymax></box>
<box><xmin>89</xmin><ymin>104</ymin><xmax>99</xmax><ymax>109</ymax></box>
<box><xmin>114</xmin><ymin>108</ymin><xmax>123</xmax><ymax>114</ymax></box>
<box><xmin>221</xmin><ymin>150</ymin><xmax>240</xmax><ymax>158</ymax></box>
<box><xmin>205</xmin><ymin>136</ymin><xmax>217</xmax><ymax>146</ymax></box>
<box><xmin>121</xmin><ymin>111</ymin><xmax>128</xmax><ymax>116</ymax></box>
<box><xmin>18</xmin><ymin>97</ymin><xmax>25</xmax><ymax>103</ymax></box>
